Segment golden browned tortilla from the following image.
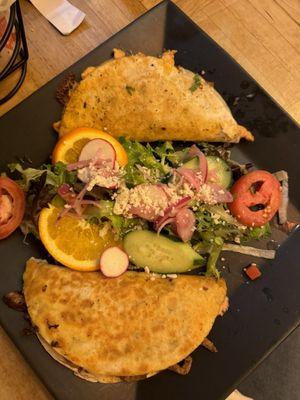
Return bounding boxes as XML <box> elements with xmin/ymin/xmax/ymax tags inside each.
<box><xmin>58</xmin><ymin>49</ymin><xmax>253</xmax><ymax>143</ymax></box>
<box><xmin>23</xmin><ymin>258</ymin><xmax>227</xmax><ymax>382</ymax></box>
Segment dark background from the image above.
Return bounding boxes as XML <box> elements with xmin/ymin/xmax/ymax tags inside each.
<box><xmin>0</xmin><ymin>2</ymin><xmax>299</xmax><ymax>399</ymax></box>
<box><xmin>240</xmin><ymin>328</ymin><xmax>299</xmax><ymax>400</ymax></box>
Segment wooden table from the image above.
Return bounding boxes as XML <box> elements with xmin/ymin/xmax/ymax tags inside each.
<box><xmin>0</xmin><ymin>1</ymin><xmax>299</xmax><ymax>398</ymax></box>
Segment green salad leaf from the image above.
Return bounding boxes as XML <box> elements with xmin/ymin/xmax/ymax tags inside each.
<box><xmin>119</xmin><ymin>138</ymin><xmax>167</xmax><ymax>186</ymax></box>
<box><xmin>4</xmin><ymin>140</ymin><xmax>273</xmax><ymax>279</ymax></box>
<box><xmin>191</xmin><ymin>204</ymin><xmax>271</xmax><ymax>277</ymax></box>
<box><xmin>206</xmin><ymin>237</ymin><xmax>223</xmax><ymax>278</ymax></box>
<box><xmin>194</xmin><ymin>204</ymin><xmax>270</xmax><ymax>243</ymax></box>
<box><xmin>246</xmin><ymin>224</ymin><xmax>271</xmax><ymax>240</ymax></box>
<box><xmin>7</xmin><ymin>162</ymin><xmax>77</xmax><ymax>240</ymax></box>
<box><xmin>8</xmin><ymin>162</ymin><xmax>76</xmax><ymax>191</ymax></box>
<box><xmin>153</xmin><ymin>141</ymin><xmax>174</xmax><ymax>166</ymax></box>
<box><xmin>84</xmin><ymin>200</ymin><xmax>148</xmax><ymax>239</ymax></box>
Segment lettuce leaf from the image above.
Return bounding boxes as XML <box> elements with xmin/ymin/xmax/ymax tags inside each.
<box><xmin>119</xmin><ymin>138</ymin><xmax>168</xmax><ymax>187</ymax></box>
<box><xmin>206</xmin><ymin>237</ymin><xmax>223</xmax><ymax>278</ymax></box>
<box><xmin>84</xmin><ymin>200</ymin><xmax>148</xmax><ymax>238</ymax></box>
<box><xmin>194</xmin><ymin>204</ymin><xmax>270</xmax><ymax>243</ymax></box>
<box><xmin>8</xmin><ymin>162</ymin><xmax>76</xmax><ymax>191</ymax></box>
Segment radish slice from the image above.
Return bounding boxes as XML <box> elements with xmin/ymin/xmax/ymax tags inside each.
<box><xmin>78</xmin><ymin>165</ymin><xmax>120</xmax><ymax>188</ymax></box>
<box><xmin>100</xmin><ymin>247</ymin><xmax>129</xmax><ymax>278</ymax></box>
<box><xmin>79</xmin><ymin>138</ymin><xmax>116</xmax><ymax>168</ymax></box>
<box><xmin>66</xmin><ymin>159</ymin><xmax>92</xmax><ymax>171</ymax></box>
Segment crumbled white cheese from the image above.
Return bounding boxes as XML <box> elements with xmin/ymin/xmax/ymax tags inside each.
<box><xmin>77</xmin><ymin>167</ymin><xmax>90</xmax><ymax>183</ymax></box>
<box><xmin>114</xmin><ymin>186</ymin><xmax>130</xmax><ymax>215</ymax></box>
<box><xmin>78</xmin><ymin>161</ymin><xmax>123</xmax><ymax>191</ymax></box>
<box><xmin>211</xmin><ymin>213</ymin><xmax>221</xmax><ymax>224</ymax></box>
<box><xmin>196</xmin><ymin>184</ymin><xmax>217</xmax><ymax>204</ymax></box>
<box><xmin>178</xmin><ymin>182</ymin><xmax>194</xmax><ymax>198</ymax></box>
<box><xmin>114</xmin><ymin>184</ymin><xmax>169</xmax><ymax>218</ymax></box>
<box><xmin>98</xmin><ymin>222</ymin><xmax>110</xmax><ymax>238</ymax></box>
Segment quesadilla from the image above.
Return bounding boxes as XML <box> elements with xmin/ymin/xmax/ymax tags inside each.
<box><xmin>23</xmin><ymin>258</ymin><xmax>227</xmax><ymax>382</ymax></box>
<box><xmin>58</xmin><ymin>49</ymin><xmax>253</xmax><ymax>143</ymax></box>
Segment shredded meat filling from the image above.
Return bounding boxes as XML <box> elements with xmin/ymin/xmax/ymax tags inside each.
<box><xmin>281</xmin><ymin>221</ymin><xmax>298</xmax><ymax>234</ymax></box>
<box><xmin>219</xmin><ymin>296</ymin><xmax>229</xmax><ymax>316</ymax></box>
<box><xmin>168</xmin><ymin>356</ymin><xmax>192</xmax><ymax>375</ymax></box>
<box><xmin>56</xmin><ymin>72</ymin><xmax>77</xmax><ymax>106</ymax></box>
<box><xmin>201</xmin><ymin>337</ymin><xmax>218</xmax><ymax>353</ymax></box>
<box><xmin>3</xmin><ymin>291</ymin><xmax>26</xmax><ymax>312</ymax></box>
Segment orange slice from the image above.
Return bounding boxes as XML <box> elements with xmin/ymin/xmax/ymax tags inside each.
<box><xmin>38</xmin><ymin>205</ymin><xmax>119</xmax><ymax>271</ymax></box>
<box><xmin>52</xmin><ymin>127</ymin><xmax>128</xmax><ymax>166</ymax></box>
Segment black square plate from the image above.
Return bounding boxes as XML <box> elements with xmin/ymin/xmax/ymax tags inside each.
<box><xmin>0</xmin><ymin>1</ymin><xmax>299</xmax><ymax>399</ymax></box>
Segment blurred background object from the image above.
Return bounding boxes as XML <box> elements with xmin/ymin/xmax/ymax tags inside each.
<box><xmin>0</xmin><ymin>0</ymin><xmax>85</xmax><ymax>105</ymax></box>
<box><xmin>0</xmin><ymin>0</ymin><xmax>28</xmax><ymax>105</ymax></box>
<box><xmin>30</xmin><ymin>0</ymin><xmax>85</xmax><ymax>35</ymax></box>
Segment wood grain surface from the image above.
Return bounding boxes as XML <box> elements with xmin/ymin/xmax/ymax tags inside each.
<box><xmin>0</xmin><ymin>0</ymin><xmax>299</xmax><ymax>399</ymax></box>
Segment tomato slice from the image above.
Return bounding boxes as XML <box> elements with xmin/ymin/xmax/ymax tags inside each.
<box><xmin>229</xmin><ymin>170</ymin><xmax>281</xmax><ymax>227</ymax></box>
<box><xmin>0</xmin><ymin>177</ymin><xmax>25</xmax><ymax>239</ymax></box>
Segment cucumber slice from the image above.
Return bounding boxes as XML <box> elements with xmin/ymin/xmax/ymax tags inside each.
<box><xmin>123</xmin><ymin>230</ymin><xmax>204</xmax><ymax>274</ymax></box>
<box><xmin>206</xmin><ymin>156</ymin><xmax>232</xmax><ymax>189</ymax></box>
<box><xmin>182</xmin><ymin>157</ymin><xmax>199</xmax><ymax>170</ymax></box>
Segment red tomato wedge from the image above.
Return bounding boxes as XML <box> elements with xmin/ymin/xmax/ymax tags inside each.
<box><xmin>229</xmin><ymin>170</ymin><xmax>281</xmax><ymax>227</ymax></box>
<box><xmin>0</xmin><ymin>177</ymin><xmax>25</xmax><ymax>239</ymax></box>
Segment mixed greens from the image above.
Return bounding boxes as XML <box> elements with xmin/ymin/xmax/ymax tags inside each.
<box><xmin>6</xmin><ymin>139</ymin><xmax>273</xmax><ymax>277</ymax></box>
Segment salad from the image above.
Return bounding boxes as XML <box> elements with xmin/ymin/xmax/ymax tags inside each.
<box><xmin>0</xmin><ymin>127</ymin><xmax>284</xmax><ymax>278</ymax></box>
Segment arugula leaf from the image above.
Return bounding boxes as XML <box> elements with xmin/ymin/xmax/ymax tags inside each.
<box><xmin>193</xmin><ymin>204</ymin><xmax>271</xmax><ymax>278</ymax></box>
<box><xmin>84</xmin><ymin>200</ymin><xmax>148</xmax><ymax>238</ymax></box>
<box><xmin>194</xmin><ymin>204</ymin><xmax>264</xmax><ymax>243</ymax></box>
<box><xmin>206</xmin><ymin>237</ymin><xmax>223</xmax><ymax>278</ymax></box>
<box><xmin>153</xmin><ymin>141</ymin><xmax>175</xmax><ymax>169</ymax></box>
<box><xmin>189</xmin><ymin>74</ymin><xmax>202</xmax><ymax>93</ymax></box>
<box><xmin>53</xmin><ymin>162</ymin><xmax>77</xmax><ymax>186</ymax></box>
<box><xmin>153</xmin><ymin>141</ymin><xmax>174</xmax><ymax>158</ymax></box>
<box><xmin>246</xmin><ymin>223</ymin><xmax>271</xmax><ymax>240</ymax></box>
<box><xmin>118</xmin><ymin>138</ymin><xmax>165</xmax><ymax>186</ymax></box>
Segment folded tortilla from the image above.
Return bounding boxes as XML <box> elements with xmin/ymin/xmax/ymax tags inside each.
<box><xmin>23</xmin><ymin>258</ymin><xmax>227</xmax><ymax>382</ymax></box>
<box><xmin>58</xmin><ymin>49</ymin><xmax>253</xmax><ymax>143</ymax></box>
